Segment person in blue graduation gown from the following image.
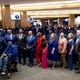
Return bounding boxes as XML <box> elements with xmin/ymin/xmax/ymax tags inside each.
<box><xmin>0</xmin><ymin>41</ymin><xmax>18</xmax><ymax>74</ymax></box>
<box><xmin>4</xmin><ymin>41</ymin><xmax>18</xmax><ymax>63</ymax></box>
<box><xmin>5</xmin><ymin>29</ymin><xmax>16</xmax><ymax>44</ymax></box>
<box><xmin>25</xmin><ymin>31</ymin><xmax>36</xmax><ymax>67</ymax></box>
<box><xmin>48</xmin><ymin>33</ymin><xmax>59</xmax><ymax>69</ymax></box>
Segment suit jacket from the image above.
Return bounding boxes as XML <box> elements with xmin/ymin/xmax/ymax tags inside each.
<box><xmin>26</xmin><ymin>35</ymin><xmax>36</xmax><ymax>52</ymax></box>
<box><xmin>16</xmin><ymin>34</ymin><xmax>25</xmax><ymax>49</ymax></box>
<box><xmin>5</xmin><ymin>34</ymin><xmax>16</xmax><ymax>44</ymax></box>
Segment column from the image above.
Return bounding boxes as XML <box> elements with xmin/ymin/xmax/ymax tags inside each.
<box><xmin>68</xmin><ymin>14</ymin><xmax>75</xmax><ymax>27</ymax></box>
<box><xmin>57</xmin><ymin>18</ymin><xmax>63</xmax><ymax>26</ymax></box>
<box><xmin>1</xmin><ymin>5</ymin><xmax>11</xmax><ymax>28</ymax></box>
<box><xmin>20</xmin><ymin>11</ymin><xmax>31</xmax><ymax>27</ymax></box>
<box><xmin>48</xmin><ymin>19</ymin><xmax>51</xmax><ymax>27</ymax></box>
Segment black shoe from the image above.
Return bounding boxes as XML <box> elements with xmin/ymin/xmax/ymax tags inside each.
<box><xmin>14</xmin><ymin>69</ymin><xmax>18</xmax><ymax>72</ymax></box>
<box><xmin>0</xmin><ymin>70</ymin><xmax>2</xmax><ymax>73</ymax></box>
<box><xmin>23</xmin><ymin>62</ymin><xmax>26</xmax><ymax>65</ymax></box>
<box><xmin>19</xmin><ymin>61</ymin><xmax>21</xmax><ymax>64</ymax></box>
<box><xmin>27</xmin><ymin>63</ymin><xmax>30</xmax><ymax>66</ymax></box>
<box><xmin>30</xmin><ymin>64</ymin><xmax>33</xmax><ymax>67</ymax></box>
<box><xmin>74</xmin><ymin>67</ymin><xmax>79</xmax><ymax>70</ymax></box>
<box><xmin>76</xmin><ymin>70</ymin><xmax>80</xmax><ymax>74</ymax></box>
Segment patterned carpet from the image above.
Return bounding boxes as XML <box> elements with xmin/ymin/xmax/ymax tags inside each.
<box><xmin>9</xmin><ymin>64</ymin><xmax>80</xmax><ymax>80</ymax></box>
<box><xmin>0</xmin><ymin>64</ymin><xmax>80</xmax><ymax>80</ymax></box>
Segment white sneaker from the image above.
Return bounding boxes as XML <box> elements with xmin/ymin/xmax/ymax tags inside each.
<box><xmin>1</xmin><ymin>72</ymin><xmax>6</xmax><ymax>75</ymax></box>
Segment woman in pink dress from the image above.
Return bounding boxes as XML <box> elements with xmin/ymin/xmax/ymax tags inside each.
<box><xmin>41</xmin><ymin>34</ymin><xmax>48</xmax><ymax>69</ymax></box>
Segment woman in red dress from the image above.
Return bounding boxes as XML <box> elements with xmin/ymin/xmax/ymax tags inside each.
<box><xmin>35</xmin><ymin>32</ymin><xmax>42</xmax><ymax>65</ymax></box>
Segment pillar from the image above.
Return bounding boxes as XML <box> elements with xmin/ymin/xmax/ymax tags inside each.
<box><xmin>1</xmin><ymin>5</ymin><xmax>11</xmax><ymax>28</ymax></box>
<box><xmin>57</xmin><ymin>18</ymin><xmax>63</xmax><ymax>26</ymax></box>
<box><xmin>68</xmin><ymin>14</ymin><xmax>75</xmax><ymax>27</ymax></box>
<box><xmin>48</xmin><ymin>19</ymin><xmax>51</xmax><ymax>27</ymax></box>
<box><xmin>20</xmin><ymin>11</ymin><xmax>31</xmax><ymax>27</ymax></box>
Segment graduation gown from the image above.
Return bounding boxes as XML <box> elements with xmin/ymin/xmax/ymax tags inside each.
<box><xmin>48</xmin><ymin>40</ymin><xmax>59</xmax><ymax>61</ymax></box>
<box><xmin>4</xmin><ymin>45</ymin><xmax>18</xmax><ymax>64</ymax></box>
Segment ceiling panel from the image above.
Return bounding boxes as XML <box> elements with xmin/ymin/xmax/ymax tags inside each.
<box><xmin>0</xmin><ymin>0</ymin><xmax>76</xmax><ymax>5</ymax></box>
<box><xmin>27</xmin><ymin>9</ymin><xmax>80</xmax><ymax>15</ymax></box>
<box><xmin>9</xmin><ymin>0</ymin><xmax>80</xmax><ymax>11</ymax></box>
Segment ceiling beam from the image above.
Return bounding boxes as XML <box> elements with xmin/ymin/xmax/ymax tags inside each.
<box><xmin>10</xmin><ymin>2</ymin><xmax>80</xmax><ymax>11</ymax></box>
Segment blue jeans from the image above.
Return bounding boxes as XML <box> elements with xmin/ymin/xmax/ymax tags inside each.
<box><xmin>0</xmin><ymin>56</ymin><xmax>8</xmax><ymax>71</ymax></box>
<box><xmin>68</xmin><ymin>54</ymin><xmax>73</xmax><ymax>70</ymax></box>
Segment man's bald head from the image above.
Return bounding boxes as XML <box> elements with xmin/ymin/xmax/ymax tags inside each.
<box><xmin>77</xmin><ymin>30</ymin><xmax>80</xmax><ymax>36</ymax></box>
<box><xmin>28</xmin><ymin>31</ymin><xmax>32</xmax><ymax>36</ymax></box>
<box><xmin>19</xmin><ymin>29</ymin><xmax>23</xmax><ymax>33</ymax></box>
<box><xmin>7</xmin><ymin>29</ymin><xmax>12</xmax><ymax>34</ymax></box>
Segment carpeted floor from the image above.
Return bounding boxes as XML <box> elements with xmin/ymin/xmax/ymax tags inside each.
<box><xmin>5</xmin><ymin>64</ymin><xmax>80</xmax><ymax>80</ymax></box>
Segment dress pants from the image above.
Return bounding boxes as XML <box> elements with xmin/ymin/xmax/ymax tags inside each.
<box><xmin>29</xmin><ymin>50</ymin><xmax>34</xmax><ymax>65</ymax></box>
<box><xmin>60</xmin><ymin>53</ymin><xmax>67</xmax><ymax>68</ymax></box>
<box><xmin>68</xmin><ymin>54</ymin><xmax>73</xmax><ymax>70</ymax></box>
<box><xmin>18</xmin><ymin>48</ymin><xmax>23</xmax><ymax>64</ymax></box>
<box><xmin>23</xmin><ymin>50</ymin><xmax>27</xmax><ymax>65</ymax></box>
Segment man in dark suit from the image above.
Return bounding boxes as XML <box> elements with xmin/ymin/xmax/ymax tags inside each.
<box><xmin>75</xmin><ymin>30</ymin><xmax>80</xmax><ymax>73</ymax></box>
<box><xmin>16</xmin><ymin>29</ymin><xmax>25</xmax><ymax>64</ymax></box>
<box><xmin>26</xmin><ymin>31</ymin><xmax>36</xmax><ymax>67</ymax></box>
<box><xmin>5</xmin><ymin>29</ymin><xmax>16</xmax><ymax>44</ymax></box>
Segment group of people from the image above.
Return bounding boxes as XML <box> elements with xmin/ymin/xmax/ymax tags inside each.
<box><xmin>0</xmin><ymin>25</ymin><xmax>80</xmax><ymax>75</ymax></box>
